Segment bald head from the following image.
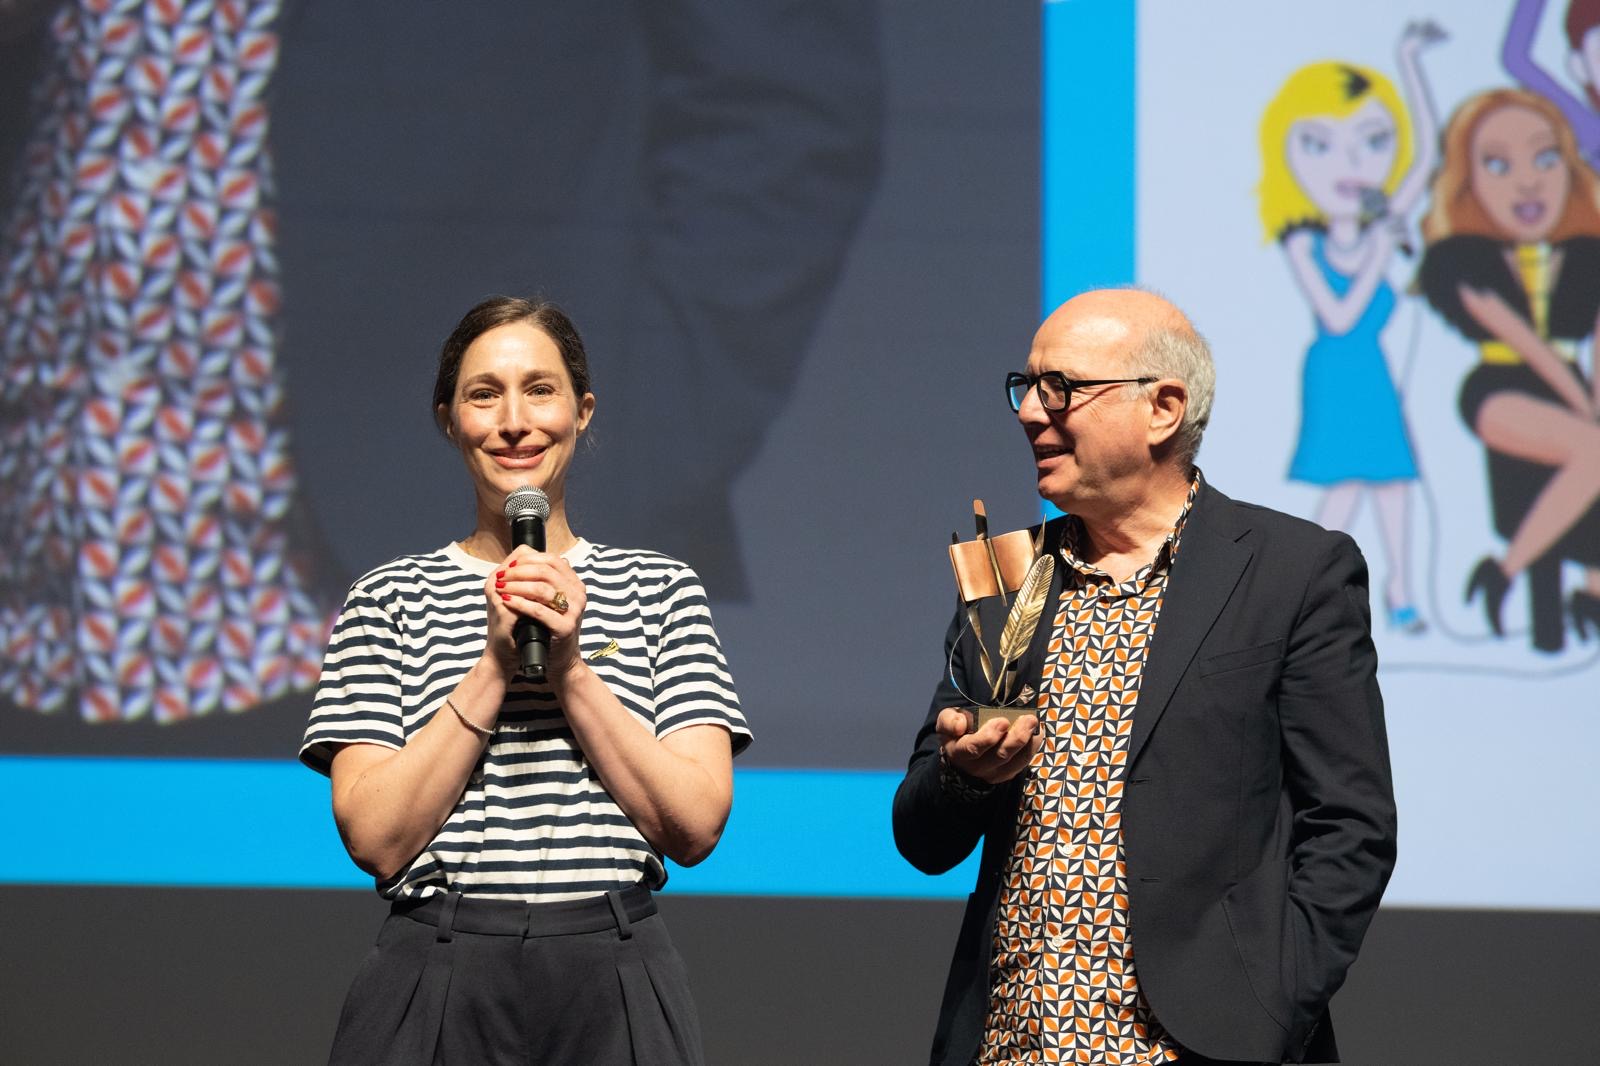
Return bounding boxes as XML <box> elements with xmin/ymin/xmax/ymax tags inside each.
<box><xmin>1031</xmin><ymin>288</ymin><xmax>1215</xmax><ymax>468</ymax></box>
<box><xmin>1036</xmin><ymin>289</ymin><xmax>1199</xmax><ymax>360</ymax></box>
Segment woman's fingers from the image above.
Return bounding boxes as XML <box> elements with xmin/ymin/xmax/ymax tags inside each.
<box><xmin>496</xmin><ymin>576</ymin><xmax>564</xmax><ymax>609</ymax></box>
<box><xmin>495</xmin><ymin>558</ymin><xmax>584</xmax><ymax>638</ymax></box>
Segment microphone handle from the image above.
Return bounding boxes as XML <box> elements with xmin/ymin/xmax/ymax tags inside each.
<box><xmin>511</xmin><ymin>513</ymin><xmax>548</xmax><ymax>681</ymax></box>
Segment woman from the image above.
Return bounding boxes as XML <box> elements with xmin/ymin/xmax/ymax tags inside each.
<box><xmin>1257</xmin><ymin>24</ymin><xmax>1443</xmax><ymax>633</ymax></box>
<box><xmin>1418</xmin><ymin>88</ymin><xmax>1600</xmax><ymax>650</ymax></box>
<box><xmin>300</xmin><ymin>296</ymin><xmax>750</xmax><ymax>1064</ymax></box>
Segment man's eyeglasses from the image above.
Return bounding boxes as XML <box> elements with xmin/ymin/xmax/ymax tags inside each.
<box><xmin>1004</xmin><ymin>371</ymin><xmax>1157</xmax><ymax>413</ymax></box>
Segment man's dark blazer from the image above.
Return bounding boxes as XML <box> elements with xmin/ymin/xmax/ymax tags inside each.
<box><xmin>892</xmin><ymin>478</ymin><xmax>1397</xmax><ymax>1065</ymax></box>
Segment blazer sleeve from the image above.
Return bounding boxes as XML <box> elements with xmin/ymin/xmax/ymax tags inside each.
<box><xmin>1277</xmin><ymin>531</ymin><xmax>1398</xmax><ymax>1023</ymax></box>
<box><xmin>892</xmin><ymin>606</ymin><xmax>1008</xmax><ymax>875</ymax></box>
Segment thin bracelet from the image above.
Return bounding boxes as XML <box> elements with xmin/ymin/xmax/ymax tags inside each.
<box><xmin>446</xmin><ymin>696</ymin><xmax>492</xmax><ymax>739</ymax></box>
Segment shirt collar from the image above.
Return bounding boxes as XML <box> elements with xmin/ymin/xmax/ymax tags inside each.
<box><xmin>1059</xmin><ymin>468</ymin><xmax>1202</xmax><ymax>583</ymax></box>
<box><xmin>443</xmin><ymin>537</ymin><xmax>593</xmax><ymax>576</ymax></box>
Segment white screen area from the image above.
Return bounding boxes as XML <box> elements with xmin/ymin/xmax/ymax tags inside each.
<box><xmin>1138</xmin><ymin>1</ymin><xmax>1598</xmax><ymax>909</ymax></box>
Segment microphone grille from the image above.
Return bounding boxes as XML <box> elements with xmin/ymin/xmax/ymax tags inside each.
<box><xmin>503</xmin><ymin>486</ymin><xmax>550</xmax><ymax>521</ymax></box>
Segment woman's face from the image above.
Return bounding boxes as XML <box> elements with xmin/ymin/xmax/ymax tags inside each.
<box><xmin>1468</xmin><ymin>104</ymin><xmax>1571</xmax><ymax>243</ymax></box>
<box><xmin>1286</xmin><ymin>96</ymin><xmax>1398</xmax><ymax>222</ymax></box>
<box><xmin>440</xmin><ymin>321</ymin><xmax>594</xmax><ymax>514</ymax></box>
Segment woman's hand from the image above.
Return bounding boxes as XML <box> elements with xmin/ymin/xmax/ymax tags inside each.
<box><xmin>1388</xmin><ymin>20</ymin><xmax>1446</xmax><ymax>219</ymax></box>
<box><xmin>483</xmin><ymin>546</ymin><xmax>588</xmax><ymax>680</ymax></box>
<box><xmin>1397</xmin><ymin>19</ymin><xmax>1446</xmax><ymax>62</ymax></box>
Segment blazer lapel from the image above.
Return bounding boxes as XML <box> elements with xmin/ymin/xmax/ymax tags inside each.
<box><xmin>1127</xmin><ymin>482</ymin><xmax>1253</xmax><ymax>767</ymax></box>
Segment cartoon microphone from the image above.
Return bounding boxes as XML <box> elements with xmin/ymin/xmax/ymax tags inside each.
<box><xmin>1359</xmin><ymin>186</ymin><xmax>1413</xmax><ymax>257</ymax></box>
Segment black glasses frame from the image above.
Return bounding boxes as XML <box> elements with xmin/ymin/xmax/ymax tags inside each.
<box><xmin>1004</xmin><ymin>371</ymin><xmax>1158</xmax><ymax>413</ymax></box>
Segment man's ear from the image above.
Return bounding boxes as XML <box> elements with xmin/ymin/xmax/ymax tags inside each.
<box><xmin>1146</xmin><ymin>380</ymin><xmax>1187</xmax><ymax>448</ymax></box>
<box><xmin>436</xmin><ymin>404</ymin><xmax>453</xmax><ymax>440</ymax></box>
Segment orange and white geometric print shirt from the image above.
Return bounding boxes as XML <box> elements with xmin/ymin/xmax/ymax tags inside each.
<box><xmin>978</xmin><ymin>477</ymin><xmax>1199</xmax><ymax>1065</ymax></box>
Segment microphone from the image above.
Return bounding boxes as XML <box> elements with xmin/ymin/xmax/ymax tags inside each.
<box><xmin>1358</xmin><ymin>186</ymin><xmax>1413</xmax><ymax>257</ymax></box>
<box><xmin>503</xmin><ymin>486</ymin><xmax>551</xmax><ymax>681</ymax></box>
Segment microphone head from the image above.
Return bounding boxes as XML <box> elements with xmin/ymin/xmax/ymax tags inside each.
<box><xmin>503</xmin><ymin>486</ymin><xmax>550</xmax><ymax>522</ymax></box>
<box><xmin>1358</xmin><ymin>186</ymin><xmax>1388</xmax><ymax>221</ymax></box>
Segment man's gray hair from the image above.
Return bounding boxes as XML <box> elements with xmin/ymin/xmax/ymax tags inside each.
<box><xmin>1128</xmin><ymin>326</ymin><xmax>1215</xmax><ymax>468</ymax></box>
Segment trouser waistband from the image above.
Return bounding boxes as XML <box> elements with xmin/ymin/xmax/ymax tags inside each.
<box><xmin>393</xmin><ymin>884</ymin><xmax>655</xmax><ymax>940</ymax></box>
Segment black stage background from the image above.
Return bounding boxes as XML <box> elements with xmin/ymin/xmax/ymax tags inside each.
<box><xmin>3</xmin><ymin>887</ymin><xmax>1595</xmax><ymax>1065</ymax></box>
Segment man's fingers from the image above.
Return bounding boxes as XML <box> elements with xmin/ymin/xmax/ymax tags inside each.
<box><xmin>957</xmin><ymin>718</ymin><xmax>1011</xmax><ymax>759</ymax></box>
<box><xmin>993</xmin><ymin>715</ymin><xmax>1037</xmax><ymax>761</ymax></box>
<box><xmin>934</xmin><ymin>708</ymin><xmax>971</xmax><ymax>742</ymax></box>
<box><xmin>936</xmin><ymin>712</ymin><xmax>1043</xmax><ymax>784</ymax></box>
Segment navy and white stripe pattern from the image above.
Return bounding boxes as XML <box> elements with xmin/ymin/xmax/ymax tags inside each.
<box><xmin>301</xmin><ymin>540</ymin><xmax>749</xmax><ymax>902</ymax></box>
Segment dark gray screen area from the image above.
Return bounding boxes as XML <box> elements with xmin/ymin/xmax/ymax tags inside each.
<box><xmin>266</xmin><ymin>0</ymin><xmax>1045</xmax><ymax>772</ymax></box>
<box><xmin>0</xmin><ymin>0</ymin><xmax>1042</xmax><ymax>765</ymax></box>
<box><xmin>3</xmin><ymin>885</ymin><xmax>1595</xmax><ymax>1065</ymax></box>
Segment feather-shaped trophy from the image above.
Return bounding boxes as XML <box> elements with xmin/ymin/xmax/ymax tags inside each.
<box><xmin>948</xmin><ymin>499</ymin><xmax>1053</xmax><ymax>732</ymax></box>
<box><xmin>992</xmin><ymin>551</ymin><xmax>1053</xmax><ymax>704</ymax></box>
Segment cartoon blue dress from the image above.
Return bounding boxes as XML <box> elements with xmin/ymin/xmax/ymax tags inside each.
<box><xmin>1288</xmin><ymin>231</ymin><xmax>1419</xmax><ymax>484</ymax></box>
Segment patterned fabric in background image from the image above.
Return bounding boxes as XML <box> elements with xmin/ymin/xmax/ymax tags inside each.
<box><xmin>0</xmin><ymin>0</ymin><xmax>331</xmax><ymax>725</ymax></box>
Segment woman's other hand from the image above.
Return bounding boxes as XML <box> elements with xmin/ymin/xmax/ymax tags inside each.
<box><xmin>484</xmin><ymin>546</ymin><xmax>588</xmax><ymax>679</ymax></box>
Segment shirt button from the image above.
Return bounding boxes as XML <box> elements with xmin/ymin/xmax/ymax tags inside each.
<box><xmin>1048</xmin><ymin>933</ymin><xmax>1066</xmax><ymax>949</ymax></box>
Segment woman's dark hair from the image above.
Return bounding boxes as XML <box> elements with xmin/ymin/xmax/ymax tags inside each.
<box><xmin>431</xmin><ymin>296</ymin><xmax>592</xmax><ymax>435</ymax></box>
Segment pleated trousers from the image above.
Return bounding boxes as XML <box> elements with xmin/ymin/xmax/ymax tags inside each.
<box><xmin>329</xmin><ymin>885</ymin><xmax>706</xmax><ymax>1066</ymax></box>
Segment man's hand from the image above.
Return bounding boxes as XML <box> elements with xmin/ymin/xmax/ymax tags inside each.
<box><xmin>935</xmin><ymin>709</ymin><xmax>1042</xmax><ymax>784</ymax></box>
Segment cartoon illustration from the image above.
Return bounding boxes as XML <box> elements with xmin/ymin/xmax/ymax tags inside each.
<box><xmin>1503</xmin><ymin>0</ymin><xmax>1600</xmax><ymax>167</ymax></box>
<box><xmin>1257</xmin><ymin>24</ymin><xmax>1444</xmax><ymax>633</ymax></box>
<box><xmin>1417</xmin><ymin>87</ymin><xmax>1600</xmax><ymax>652</ymax></box>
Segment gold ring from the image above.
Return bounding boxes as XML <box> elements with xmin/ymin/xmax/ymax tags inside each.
<box><xmin>550</xmin><ymin>591</ymin><xmax>569</xmax><ymax>614</ymax></box>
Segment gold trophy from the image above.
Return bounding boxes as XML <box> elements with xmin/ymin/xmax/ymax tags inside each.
<box><xmin>948</xmin><ymin>500</ymin><xmax>1054</xmax><ymax>733</ymax></box>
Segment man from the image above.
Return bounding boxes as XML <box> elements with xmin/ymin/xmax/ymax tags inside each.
<box><xmin>893</xmin><ymin>289</ymin><xmax>1397</xmax><ymax>1065</ymax></box>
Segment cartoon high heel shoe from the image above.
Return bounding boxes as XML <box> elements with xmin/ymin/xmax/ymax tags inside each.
<box><xmin>1572</xmin><ymin>590</ymin><xmax>1600</xmax><ymax>641</ymax></box>
<box><xmin>1465</xmin><ymin>556</ymin><xmax>1510</xmax><ymax>637</ymax></box>
<box><xmin>1385</xmin><ymin>600</ymin><xmax>1426</xmax><ymax>634</ymax></box>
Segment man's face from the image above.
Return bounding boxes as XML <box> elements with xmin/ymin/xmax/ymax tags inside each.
<box><xmin>1016</xmin><ymin>312</ymin><xmax>1155</xmax><ymax>516</ymax></box>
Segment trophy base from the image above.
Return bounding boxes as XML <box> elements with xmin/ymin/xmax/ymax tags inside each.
<box><xmin>962</xmin><ymin>705</ymin><xmax>1032</xmax><ymax>733</ymax></box>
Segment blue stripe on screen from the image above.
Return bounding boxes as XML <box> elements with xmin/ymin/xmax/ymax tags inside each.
<box><xmin>1039</xmin><ymin>0</ymin><xmax>1135</xmax><ymax>521</ymax></box>
<box><xmin>0</xmin><ymin>757</ymin><xmax>979</xmax><ymax>897</ymax></box>
<box><xmin>1041</xmin><ymin>0</ymin><xmax>1136</xmax><ymax>312</ymax></box>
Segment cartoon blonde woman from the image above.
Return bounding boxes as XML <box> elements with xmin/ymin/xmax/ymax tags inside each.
<box><xmin>1418</xmin><ymin>88</ymin><xmax>1600</xmax><ymax>653</ymax></box>
<box><xmin>1257</xmin><ymin>24</ymin><xmax>1443</xmax><ymax>633</ymax></box>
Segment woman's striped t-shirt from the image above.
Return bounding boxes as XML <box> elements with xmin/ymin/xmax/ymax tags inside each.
<box><xmin>300</xmin><ymin>539</ymin><xmax>750</xmax><ymax>902</ymax></box>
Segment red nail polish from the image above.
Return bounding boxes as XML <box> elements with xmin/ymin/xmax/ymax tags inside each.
<box><xmin>500</xmin><ymin>593</ymin><xmax>510</xmax><ymax>601</ymax></box>
<box><xmin>495</xmin><ymin>570</ymin><xmax>504</xmax><ymax>579</ymax></box>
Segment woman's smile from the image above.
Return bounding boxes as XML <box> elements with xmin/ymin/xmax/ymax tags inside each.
<box><xmin>489</xmin><ymin>445</ymin><xmax>548</xmax><ymax>469</ymax></box>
